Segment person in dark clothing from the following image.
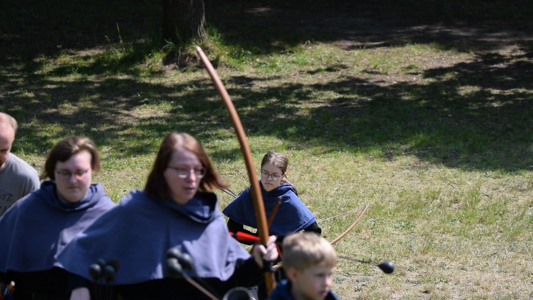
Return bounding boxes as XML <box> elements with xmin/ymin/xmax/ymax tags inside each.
<box><xmin>223</xmin><ymin>151</ymin><xmax>322</xmax><ymax>245</ymax></box>
<box><xmin>58</xmin><ymin>132</ymin><xmax>278</xmax><ymax>300</ymax></box>
<box><xmin>0</xmin><ymin>136</ymin><xmax>115</xmax><ymax>300</ymax></box>
<box><xmin>223</xmin><ymin>151</ymin><xmax>322</xmax><ymax>300</ymax></box>
<box><xmin>266</xmin><ymin>233</ymin><xmax>340</xmax><ymax>300</ymax></box>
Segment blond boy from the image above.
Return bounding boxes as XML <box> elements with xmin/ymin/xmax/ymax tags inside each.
<box><xmin>267</xmin><ymin>232</ymin><xmax>340</xmax><ymax>300</ymax></box>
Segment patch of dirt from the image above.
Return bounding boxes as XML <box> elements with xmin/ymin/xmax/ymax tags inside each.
<box><xmin>162</xmin><ymin>51</ymin><xmax>201</xmax><ymax>72</ymax></box>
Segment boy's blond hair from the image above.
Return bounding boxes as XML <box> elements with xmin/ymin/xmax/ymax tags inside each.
<box><xmin>282</xmin><ymin>232</ymin><xmax>337</xmax><ymax>271</ymax></box>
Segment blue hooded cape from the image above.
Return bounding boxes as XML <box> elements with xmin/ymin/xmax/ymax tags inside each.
<box><xmin>266</xmin><ymin>279</ymin><xmax>340</xmax><ymax>300</ymax></box>
<box><xmin>0</xmin><ymin>180</ymin><xmax>115</xmax><ymax>273</ymax></box>
<box><xmin>55</xmin><ymin>190</ymin><xmax>251</xmax><ymax>285</ymax></box>
<box><xmin>222</xmin><ymin>181</ymin><xmax>316</xmax><ymax>236</ymax></box>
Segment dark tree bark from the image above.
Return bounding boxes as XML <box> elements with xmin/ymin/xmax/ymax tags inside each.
<box><xmin>163</xmin><ymin>0</ymin><xmax>205</xmax><ymax>45</ymax></box>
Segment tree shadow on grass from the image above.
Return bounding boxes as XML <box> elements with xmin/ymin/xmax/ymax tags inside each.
<box><xmin>206</xmin><ymin>0</ymin><xmax>533</xmax><ymax>55</ymax></box>
<box><xmin>0</xmin><ymin>0</ymin><xmax>531</xmax><ymax>173</ymax></box>
<box><xmin>2</xmin><ymin>0</ymin><xmax>532</xmax><ymax>62</ymax></box>
<box><xmin>0</xmin><ymin>0</ymin><xmax>160</xmax><ymax>72</ymax></box>
<box><xmin>4</xmin><ymin>45</ymin><xmax>531</xmax><ymax>172</ymax></box>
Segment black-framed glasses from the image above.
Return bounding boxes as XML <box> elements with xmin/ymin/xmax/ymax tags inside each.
<box><xmin>55</xmin><ymin>169</ymin><xmax>89</xmax><ymax>181</ymax></box>
<box><xmin>260</xmin><ymin>171</ymin><xmax>282</xmax><ymax>180</ymax></box>
<box><xmin>168</xmin><ymin>166</ymin><xmax>206</xmax><ymax>179</ymax></box>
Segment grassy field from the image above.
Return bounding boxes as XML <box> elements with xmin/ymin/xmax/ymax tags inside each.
<box><xmin>1</xmin><ymin>0</ymin><xmax>532</xmax><ymax>299</ymax></box>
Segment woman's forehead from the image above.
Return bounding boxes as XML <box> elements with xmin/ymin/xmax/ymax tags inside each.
<box><xmin>56</xmin><ymin>150</ymin><xmax>92</xmax><ymax>168</ymax></box>
<box><xmin>170</xmin><ymin>149</ymin><xmax>201</xmax><ymax>164</ymax></box>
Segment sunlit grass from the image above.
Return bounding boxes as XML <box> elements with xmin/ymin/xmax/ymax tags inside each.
<box><xmin>2</xmin><ymin>3</ymin><xmax>533</xmax><ymax>297</ymax></box>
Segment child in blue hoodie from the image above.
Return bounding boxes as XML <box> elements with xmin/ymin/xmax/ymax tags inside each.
<box><xmin>267</xmin><ymin>233</ymin><xmax>340</xmax><ymax>300</ymax></box>
<box><xmin>223</xmin><ymin>151</ymin><xmax>321</xmax><ymax>242</ymax></box>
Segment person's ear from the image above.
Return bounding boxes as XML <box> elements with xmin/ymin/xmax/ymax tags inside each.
<box><xmin>286</xmin><ymin>267</ymin><xmax>299</xmax><ymax>283</ymax></box>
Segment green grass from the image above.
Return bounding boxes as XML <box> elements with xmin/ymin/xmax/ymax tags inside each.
<box><xmin>2</xmin><ymin>0</ymin><xmax>533</xmax><ymax>298</ymax></box>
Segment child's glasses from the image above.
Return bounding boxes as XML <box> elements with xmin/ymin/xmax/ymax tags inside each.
<box><xmin>261</xmin><ymin>171</ymin><xmax>281</xmax><ymax>180</ymax></box>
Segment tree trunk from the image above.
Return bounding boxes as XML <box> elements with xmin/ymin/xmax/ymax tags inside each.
<box><xmin>163</xmin><ymin>0</ymin><xmax>205</xmax><ymax>45</ymax></box>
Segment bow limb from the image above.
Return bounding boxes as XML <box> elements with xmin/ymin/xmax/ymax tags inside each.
<box><xmin>270</xmin><ymin>205</ymin><xmax>369</xmax><ymax>271</ymax></box>
<box><xmin>267</xmin><ymin>197</ymin><xmax>282</xmax><ymax>227</ymax></box>
<box><xmin>329</xmin><ymin>205</ymin><xmax>369</xmax><ymax>246</ymax></box>
<box><xmin>196</xmin><ymin>46</ymin><xmax>275</xmax><ymax>294</ymax></box>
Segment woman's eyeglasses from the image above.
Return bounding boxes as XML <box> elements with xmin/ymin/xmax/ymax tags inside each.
<box><xmin>168</xmin><ymin>167</ymin><xmax>206</xmax><ymax>179</ymax></box>
<box><xmin>55</xmin><ymin>169</ymin><xmax>89</xmax><ymax>181</ymax></box>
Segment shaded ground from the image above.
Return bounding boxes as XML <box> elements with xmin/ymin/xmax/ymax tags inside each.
<box><xmin>2</xmin><ymin>0</ymin><xmax>532</xmax><ymax>60</ymax></box>
<box><xmin>207</xmin><ymin>0</ymin><xmax>533</xmax><ymax>52</ymax></box>
<box><xmin>0</xmin><ymin>0</ymin><xmax>532</xmax><ymax>172</ymax></box>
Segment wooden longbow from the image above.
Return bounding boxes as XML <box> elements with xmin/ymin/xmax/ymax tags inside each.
<box><xmin>196</xmin><ymin>46</ymin><xmax>275</xmax><ymax>295</ymax></box>
<box><xmin>329</xmin><ymin>204</ymin><xmax>369</xmax><ymax>245</ymax></box>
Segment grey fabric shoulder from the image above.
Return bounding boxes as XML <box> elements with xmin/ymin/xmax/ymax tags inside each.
<box><xmin>0</xmin><ymin>153</ymin><xmax>40</xmax><ymax>216</ymax></box>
